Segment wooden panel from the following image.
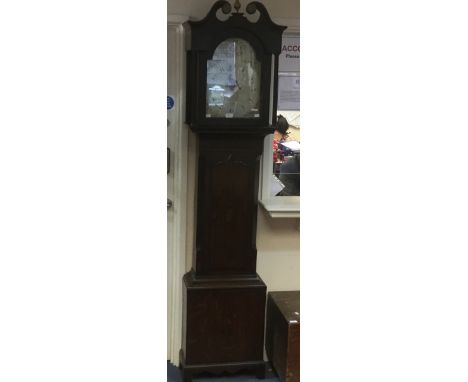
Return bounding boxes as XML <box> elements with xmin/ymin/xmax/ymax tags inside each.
<box><xmin>265</xmin><ymin>291</ymin><xmax>300</xmax><ymax>382</ymax></box>
<box><xmin>194</xmin><ymin>135</ymin><xmax>263</xmax><ymax>275</ymax></box>
<box><xmin>183</xmin><ymin>276</ymin><xmax>266</xmax><ymax>365</ymax></box>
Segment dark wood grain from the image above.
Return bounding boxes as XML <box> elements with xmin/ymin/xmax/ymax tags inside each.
<box><xmin>182</xmin><ymin>271</ymin><xmax>266</xmax><ymax>364</ymax></box>
<box><xmin>181</xmin><ymin>272</ymin><xmax>267</xmax><ymax>381</ymax></box>
<box><xmin>180</xmin><ymin>1</ymin><xmax>286</xmax><ymax>380</ymax></box>
<box><xmin>265</xmin><ymin>291</ymin><xmax>300</xmax><ymax>382</ymax></box>
<box><xmin>194</xmin><ymin>135</ymin><xmax>264</xmax><ymax>276</ymax></box>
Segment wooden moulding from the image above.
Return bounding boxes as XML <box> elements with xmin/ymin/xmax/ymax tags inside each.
<box><xmin>179</xmin><ymin>349</ymin><xmax>266</xmax><ymax>382</ymax></box>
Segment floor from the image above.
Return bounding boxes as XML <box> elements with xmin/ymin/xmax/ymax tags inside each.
<box><xmin>167</xmin><ymin>361</ymin><xmax>280</xmax><ymax>382</ymax></box>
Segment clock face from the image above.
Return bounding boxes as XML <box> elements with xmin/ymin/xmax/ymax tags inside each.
<box><xmin>206</xmin><ymin>38</ymin><xmax>261</xmax><ymax>119</ymax></box>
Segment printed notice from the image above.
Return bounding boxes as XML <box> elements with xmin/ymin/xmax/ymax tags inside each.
<box><xmin>279</xmin><ymin>36</ymin><xmax>300</xmax><ymax>73</ymax></box>
<box><xmin>278</xmin><ymin>75</ymin><xmax>300</xmax><ymax>111</ymax></box>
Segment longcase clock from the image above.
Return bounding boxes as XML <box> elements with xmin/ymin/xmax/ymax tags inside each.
<box><xmin>180</xmin><ymin>2</ymin><xmax>286</xmax><ymax>381</ymax></box>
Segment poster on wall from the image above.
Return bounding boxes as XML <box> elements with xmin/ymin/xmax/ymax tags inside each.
<box><xmin>279</xmin><ymin>35</ymin><xmax>300</xmax><ymax>73</ymax></box>
<box><xmin>278</xmin><ymin>75</ymin><xmax>300</xmax><ymax>111</ymax></box>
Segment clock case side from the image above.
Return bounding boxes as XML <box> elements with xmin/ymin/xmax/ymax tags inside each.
<box><xmin>184</xmin><ymin>0</ymin><xmax>286</xmax><ymax>134</ymax></box>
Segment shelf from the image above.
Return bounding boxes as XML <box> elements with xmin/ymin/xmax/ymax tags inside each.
<box><xmin>259</xmin><ymin>196</ymin><xmax>300</xmax><ymax>218</ymax></box>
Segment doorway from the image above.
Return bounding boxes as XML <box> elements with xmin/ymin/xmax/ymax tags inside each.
<box><xmin>167</xmin><ymin>22</ymin><xmax>188</xmax><ymax>365</ymax></box>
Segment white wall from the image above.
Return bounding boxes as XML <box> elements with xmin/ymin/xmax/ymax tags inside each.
<box><xmin>168</xmin><ymin>0</ymin><xmax>299</xmax><ymax>21</ymax></box>
<box><xmin>257</xmin><ymin>210</ymin><xmax>300</xmax><ymax>291</ymax></box>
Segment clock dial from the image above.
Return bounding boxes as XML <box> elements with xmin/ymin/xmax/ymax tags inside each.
<box><xmin>206</xmin><ymin>38</ymin><xmax>261</xmax><ymax>118</ymax></box>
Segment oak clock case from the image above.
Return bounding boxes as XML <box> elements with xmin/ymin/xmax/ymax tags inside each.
<box><xmin>181</xmin><ymin>2</ymin><xmax>285</xmax><ymax>382</ymax></box>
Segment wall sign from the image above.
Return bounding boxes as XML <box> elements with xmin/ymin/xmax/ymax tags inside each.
<box><xmin>167</xmin><ymin>95</ymin><xmax>175</xmax><ymax>110</ymax></box>
<box><xmin>278</xmin><ymin>75</ymin><xmax>300</xmax><ymax>111</ymax></box>
<box><xmin>278</xmin><ymin>35</ymin><xmax>300</xmax><ymax>111</ymax></box>
<box><xmin>278</xmin><ymin>36</ymin><xmax>300</xmax><ymax>73</ymax></box>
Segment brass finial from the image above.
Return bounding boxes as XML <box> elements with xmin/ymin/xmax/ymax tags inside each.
<box><xmin>233</xmin><ymin>0</ymin><xmax>241</xmax><ymax>13</ymax></box>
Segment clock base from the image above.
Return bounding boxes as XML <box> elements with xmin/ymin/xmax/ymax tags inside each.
<box><xmin>179</xmin><ymin>349</ymin><xmax>266</xmax><ymax>382</ymax></box>
<box><xmin>181</xmin><ymin>270</ymin><xmax>267</xmax><ymax>381</ymax></box>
